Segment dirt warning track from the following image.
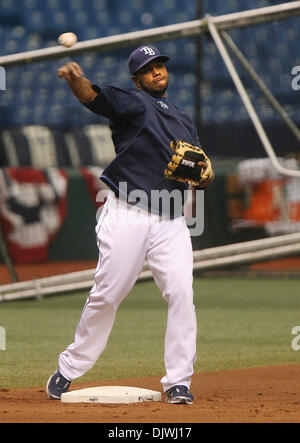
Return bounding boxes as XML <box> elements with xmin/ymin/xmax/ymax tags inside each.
<box><xmin>1</xmin><ymin>364</ymin><xmax>299</xmax><ymax>423</ymax></box>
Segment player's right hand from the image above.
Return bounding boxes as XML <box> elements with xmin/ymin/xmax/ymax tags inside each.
<box><xmin>57</xmin><ymin>62</ymin><xmax>84</xmax><ymax>82</ymax></box>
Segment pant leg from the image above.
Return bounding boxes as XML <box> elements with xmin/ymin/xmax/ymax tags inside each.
<box><xmin>59</xmin><ymin>196</ymin><xmax>149</xmax><ymax>381</ymax></box>
<box><xmin>146</xmin><ymin>216</ymin><xmax>197</xmax><ymax>392</ymax></box>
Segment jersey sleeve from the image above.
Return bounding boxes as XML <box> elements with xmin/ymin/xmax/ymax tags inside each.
<box><xmin>82</xmin><ymin>85</ymin><xmax>144</xmax><ymax>120</ymax></box>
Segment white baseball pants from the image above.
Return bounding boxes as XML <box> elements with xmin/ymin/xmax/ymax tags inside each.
<box><xmin>58</xmin><ymin>194</ymin><xmax>197</xmax><ymax>392</ymax></box>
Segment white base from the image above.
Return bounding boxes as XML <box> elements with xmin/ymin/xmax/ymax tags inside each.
<box><xmin>61</xmin><ymin>386</ymin><xmax>162</xmax><ymax>404</ymax></box>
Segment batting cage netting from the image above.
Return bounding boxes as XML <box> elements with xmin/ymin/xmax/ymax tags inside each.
<box><xmin>1</xmin><ymin>0</ymin><xmax>300</xmax><ymax>297</ymax></box>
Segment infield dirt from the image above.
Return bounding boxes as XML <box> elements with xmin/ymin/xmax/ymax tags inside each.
<box><xmin>0</xmin><ymin>364</ymin><xmax>299</xmax><ymax>423</ymax></box>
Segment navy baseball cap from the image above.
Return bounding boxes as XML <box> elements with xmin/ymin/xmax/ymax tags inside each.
<box><xmin>128</xmin><ymin>45</ymin><xmax>170</xmax><ymax>75</ymax></box>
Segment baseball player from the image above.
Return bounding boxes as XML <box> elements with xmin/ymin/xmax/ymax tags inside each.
<box><xmin>46</xmin><ymin>45</ymin><xmax>214</xmax><ymax>404</ymax></box>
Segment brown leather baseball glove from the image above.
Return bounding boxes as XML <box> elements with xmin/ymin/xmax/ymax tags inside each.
<box><xmin>164</xmin><ymin>140</ymin><xmax>214</xmax><ymax>188</ymax></box>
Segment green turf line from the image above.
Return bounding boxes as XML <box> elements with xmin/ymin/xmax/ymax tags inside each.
<box><xmin>0</xmin><ymin>277</ymin><xmax>299</xmax><ymax>389</ymax></box>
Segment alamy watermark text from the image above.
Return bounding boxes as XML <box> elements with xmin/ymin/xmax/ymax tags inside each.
<box><xmin>95</xmin><ymin>184</ymin><xmax>205</xmax><ymax>237</ymax></box>
<box><xmin>0</xmin><ymin>66</ymin><xmax>6</xmax><ymax>91</ymax></box>
<box><xmin>0</xmin><ymin>327</ymin><xmax>6</xmax><ymax>350</ymax></box>
<box><xmin>291</xmin><ymin>326</ymin><xmax>300</xmax><ymax>351</ymax></box>
<box><xmin>291</xmin><ymin>66</ymin><xmax>300</xmax><ymax>91</ymax></box>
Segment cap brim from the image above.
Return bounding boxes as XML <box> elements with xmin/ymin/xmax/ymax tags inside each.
<box><xmin>134</xmin><ymin>55</ymin><xmax>170</xmax><ymax>75</ymax></box>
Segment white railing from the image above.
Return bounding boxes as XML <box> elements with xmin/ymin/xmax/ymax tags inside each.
<box><xmin>1</xmin><ymin>233</ymin><xmax>300</xmax><ymax>302</ymax></box>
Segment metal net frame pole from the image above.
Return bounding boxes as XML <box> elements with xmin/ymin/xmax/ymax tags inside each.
<box><xmin>0</xmin><ymin>1</ymin><xmax>300</xmax><ymax>66</ymax></box>
<box><xmin>2</xmin><ymin>233</ymin><xmax>300</xmax><ymax>301</ymax></box>
<box><xmin>0</xmin><ymin>223</ymin><xmax>18</xmax><ymax>283</ymax></box>
<box><xmin>205</xmin><ymin>13</ymin><xmax>300</xmax><ymax>179</ymax></box>
<box><xmin>195</xmin><ymin>0</ymin><xmax>203</xmax><ymax>133</ymax></box>
<box><xmin>221</xmin><ymin>30</ymin><xmax>300</xmax><ymax>145</ymax></box>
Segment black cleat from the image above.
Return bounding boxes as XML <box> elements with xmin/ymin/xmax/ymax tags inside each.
<box><xmin>46</xmin><ymin>370</ymin><xmax>71</xmax><ymax>400</ymax></box>
<box><xmin>165</xmin><ymin>385</ymin><xmax>194</xmax><ymax>404</ymax></box>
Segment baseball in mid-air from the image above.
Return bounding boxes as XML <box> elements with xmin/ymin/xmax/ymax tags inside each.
<box><xmin>58</xmin><ymin>32</ymin><xmax>78</xmax><ymax>48</ymax></box>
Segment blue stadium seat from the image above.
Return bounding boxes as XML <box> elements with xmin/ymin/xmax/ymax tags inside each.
<box><xmin>0</xmin><ymin>125</ymin><xmax>71</xmax><ymax>167</ymax></box>
<box><xmin>0</xmin><ymin>26</ymin><xmax>28</xmax><ymax>55</ymax></box>
<box><xmin>0</xmin><ymin>0</ymin><xmax>299</xmax><ymax>133</ymax></box>
<box><xmin>0</xmin><ymin>0</ymin><xmax>22</xmax><ymax>25</ymax></box>
<box><xmin>64</xmin><ymin>124</ymin><xmax>115</xmax><ymax>167</ymax></box>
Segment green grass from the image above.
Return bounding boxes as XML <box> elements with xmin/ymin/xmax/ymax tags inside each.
<box><xmin>0</xmin><ymin>277</ymin><xmax>299</xmax><ymax>389</ymax></box>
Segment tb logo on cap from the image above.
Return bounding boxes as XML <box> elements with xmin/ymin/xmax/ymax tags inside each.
<box><xmin>140</xmin><ymin>47</ymin><xmax>156</xmax><ymax>56</ymax></box>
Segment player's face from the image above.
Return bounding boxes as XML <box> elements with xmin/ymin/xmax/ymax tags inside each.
<box><xmin>133</xmin><ymin>60</ymin><xmax>169</xmax><ymax>98</ymax></box>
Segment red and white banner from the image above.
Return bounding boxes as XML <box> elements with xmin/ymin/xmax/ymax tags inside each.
<box><xmin>0</xmin><ymin>168</ymin><xmax>68</xmax><ymax>263</ymax></box>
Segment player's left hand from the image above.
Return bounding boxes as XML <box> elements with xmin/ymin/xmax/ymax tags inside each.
<box><xmin>164</xmin><ymin>140</ymin><xmax>214</xmax><ymax>188</ymax></box>
<box><xmin>196</xmin><ymin>162</ymin><xmax>215</xmax><ymax>189</ymax></box>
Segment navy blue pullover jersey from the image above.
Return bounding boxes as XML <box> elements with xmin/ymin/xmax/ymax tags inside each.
<box><xmin>83</xmin><ymin>85</ymin><xmax>201</xmax><ymax>217</ymax></box>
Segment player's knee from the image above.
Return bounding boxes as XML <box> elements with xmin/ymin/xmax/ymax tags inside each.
<box><xmin>162</xmin><ymin>278</ymin><xmax>193</xmax><ymax>304</ymax></box>
<box><xmin>89</xmin><ymin>292</ymin><xmax>121</xmax><ymax>311</ymax></box>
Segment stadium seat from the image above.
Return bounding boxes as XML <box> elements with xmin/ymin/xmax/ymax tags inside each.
<box><xmin>0</xmin><ymin>0</ymin><xmax>22</xmax><ymax>26</ymax></box>
<box><xmin>0</xmin><ymin>0</ymin><xmax>299</xmax><ymax>140</ymax></box>
<box><xmin>0</xmin><ymin>126</ymin><xmax>71</xmax><ymax>168</ymax></box>
<box><xmin>64</xmin><ymin>125</ymin><xmax>115</xmax><ymax>167</ymax></box>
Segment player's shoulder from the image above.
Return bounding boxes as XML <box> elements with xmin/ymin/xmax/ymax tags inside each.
<box><xmin>103</xmin><ymin>85</ymin><xmax>141</xmax><ymax>97</ymax></box>
<box><xmin>102</xmin><ymin>85</ymin><xmax>145</xmax><ymax>105</ymax></box>
<box><xmin>100</xmin><ymin>85</ymin><xmax>145</xmax><ymax>116</ymax></box>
